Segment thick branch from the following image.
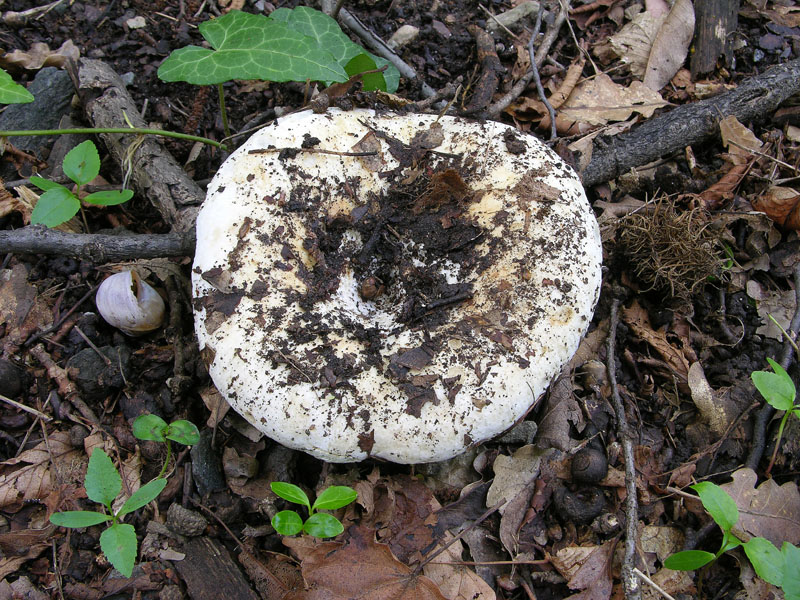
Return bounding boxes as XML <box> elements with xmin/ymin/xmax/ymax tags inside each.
<box><xmin>581</xmin><ymin>57</ymin><xmax>800</xmax><ymax>187</ymax></box>
<box><xmin>0</xmin><ymin>226</ymin><xmax>194</xmax><ymax>262</ymax></box>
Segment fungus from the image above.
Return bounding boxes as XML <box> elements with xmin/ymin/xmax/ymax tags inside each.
<box><xmin>192</xmin><ymin>109</ymin><xmax>602</xmax><ymax>463</ymax></box>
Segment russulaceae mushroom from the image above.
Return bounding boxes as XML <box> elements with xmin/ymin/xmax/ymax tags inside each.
<box><xmin>192</xmin><ymin>108</ymin><xmax>602</xmax><ymax>463</ymax></box>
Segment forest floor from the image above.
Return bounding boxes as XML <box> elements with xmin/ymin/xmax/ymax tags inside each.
<box><xmin>1</xmin><ymin>0</ymin><xmax>799</xmax><ymax>599</ymax></box>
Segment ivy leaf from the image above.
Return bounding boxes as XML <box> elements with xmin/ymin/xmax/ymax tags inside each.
<box><xmin>270</xmin><ymin>6</ymin><xmax>399</xmax><ymax>92</ymax></box>
<box><xmin>312</xmin><ymin>486</ymin><xmax>357</xmax><ymax>511</ymax></box>
<box><xmin>303</xmin><ymin>512</ymin><xmax>344</xmax><ymax>538</ymax></box>
<box><xmin>270</xmin><ymin>482</ymin><xmax>311</xmax><ymax>511</ymax></box>
<box><xmin>0</xmin><ymin>68</ymin><xmax>33</xmax><ymax>104</ymax></box>
<box><xmin>663</xmin><ymin>550</ymin><xmax>716</xmax><ymax>570</ymax></box>
<box><xmin>692</xmin><ymin>482</ymin><xmax>738</xmax><ymax>532</ymax></box>
<box><xmin>272</xmin><ymin>510</ymin><xmax>303</xmax><ymax>536</ymax></box>
<box><xmin>166</xmin><ymin>420</ymin><xmax>200</xmax><ymax>445</ymax></box>
<box><xmin>30</xmin><ymin>187</ymin><xmax>80</xmax><ymax>227</ymax></box>
<box><xmin>50</xmin><ymin>511</ymin><xmax>112</xmax><ymax>528</ymax></box>
<box><xmin>63</xmin><ymin>140</ymin><xmax>100</xmax><ymax>187</ymax></box>
<box><xmin>100</xmin><ymin>523</ymin><xmax>137</xmax><ymax>578</ymax></box>
<box><xmin>85</xmin><ymin>449</ymin><xmax>122</xmax><ymax>508</ymax></box>
<box><xmin>117</xmin><ymin>478</ymin><xmax>168</xmax><ymax>518</ymax></box>
<box><xmin>132</xmin><ymin>414</ymin><xmax>169</xmax><ymax>442</ymax></box>
<box><xmin>84</xmin><ymin>189</ymin><xmax>134</xmax><ymax>206</ymax></box>
<box><xmin>157</xmin><ymin>10</ymin><xmax>348</xmax><ymax>86</ymax></box>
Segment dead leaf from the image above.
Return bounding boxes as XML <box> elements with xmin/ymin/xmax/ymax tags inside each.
<box><xmin>603</xmin><ymin>10</ymin><xmax>665</xmax><ymax>78</ymax></box>
<box><xmin>0</xmin><ymin>40</ymin><xmax>80</xmax><ymax>70</ymax></box>
<box><xmin>560</xmin><ymin>74</ymin><xmax>668</xmax><ymax>126</ymax></box>
<box><xmin>745</xmin><ymin>279</ymin><xmax>797</xmax><ymax>340</ymax></box>
<box><xmin>535</xmin><ymin>368</ymin><xmax>583</xmax><ymax>452</ymax></box>
<box><xmin>295</xmin><ymin>525</ymin><xmax>448</xmax><ymax>600</ymax></box>
<box><xmin>486</xmin><ymin>445</ymin><xmax>545</xmax><ymax>514</ymax></box>
<box><xmin>720</xmin><ymin>115</ymin><xmax>764</xmax><ymax>164</ymax></box>
<box><xmin>751</xmin><ymin>186</ymin><xmax>800</xmax><ymax>230</ymax></box>
<box><xmin>622</xmin><ymin>300</ymin><xmax>690</xmax><ymax>381</ymax></box>
<box><xmin>422</xmin><ymin>530</ymin><xmax>496</xmax><ymax>600</ymax></box>
<box><xmin>720</xmin><ymin>468</ymin><xmax>800</xmax><ymax>547</ymax></box>
<box><xmin>0</xmin><ymin>431</ymin><xmax>84</xmax><ymax>511</ymax></box>
<box><xmin>643</xmin><ymin>0</ymin><xmax>695</xmax><ymax>91</ymax></box>
<box><xmin>550</xmin><ymin>540</ymin><xmax>615</xmax><ymax>600</ymax></box>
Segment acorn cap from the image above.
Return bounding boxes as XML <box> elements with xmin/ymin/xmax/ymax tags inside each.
<box><xmin>192</xmin><ymin>108</ymin><xmax>602</xmax><ymax>463</ymax></box>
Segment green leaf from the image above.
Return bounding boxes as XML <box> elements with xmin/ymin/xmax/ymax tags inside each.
<box><xmin>30</xmin><ymin>187</ymin><xmax>80</xmax><ymax>227</ymax></box>
<box><xmin>29</xmin><ymin>176</ymin><xmax>65</xmax><ymax>192</ymax></box>
<box><xmin>166</xmin><ymin>420</ymin><xmax>200</xmax><ymax>445</ymax></box>
<box><xmin>132</xmin><ymin>414</ymin><xmax>169</xmax><ymax>442</ymax></box>
<box><xmin>100</xmin><ymin>523</ymin><xmax>137</xmax><ymax>578</ymax></box>
<box><xmin>85</xmin><ymin>449</ymin><xmax>122</xmax><ymax>507</ymax></box>
<box><xmin>312</xmin><ymin>486</ymin><xmax>357</xmax><ymax>511</ymax></box>
<box><xmin>692</xmin><ymin>482</ymin><xmax>738</xmax><ymax>532</ymax></box>
<box><xmin>744</xmin><ymin>537</ymin><xmax>784</xmax><ymax>586</ymax></box>
<box><xmin>117</xmin><ymin>478</ymin><xmax>168</xmax><ymax>518</ymax></box>
<box><xmin>782</xmin><ymin>543</ymin><xmax>800</xmax><ymax>600</ymax></box>
<box><xmin>157</xmin><ymin>10</ymin><xmax>348</xmax><ymax>86</ymax></box>
<box><xmin>303</xmin><ymin>512</ymin><xmax>344</xmax><ymax>538</ymax></box>
<box><xmin>752</xmin><ymin>359</ymin><xmax>796</xmax><ymax>412</ymax></box>
<box><xmin>663</xmin><ymin>550</ymin><xmax>716</xmax><ymax>571</ymax></box>
<box><xmin>270</xmin><ymin>6</ymin><xmax>399</xmax><ymax>92</ymax></box>
<box><xmin>63</xmin><ymin>140</ymin><xmax>100</xmax><ymax>187</ymax></box>
<box><xmin>84</xmin><ymin>189</ymin><xmax>134</xmax><ymax>206</ymax></box>
<box><xmin>50</xmin><ymin>510</ymin><xmax>112</xmax><ymax>528</ymax></box>
<box><xmin>271</xmin><ymin>482</ymin><xmax>311</xmax><ymax>510</ymax></box>
<box><xmin>344</xmin><ymin>53</ymin><xmax>387</xmax><ymax>93</ymax></box>
<box><xmin>271</xmin><ymin>510</ymin><xmax>303</xmax><ymax>536</ymax></box>
<box><xmin>0</xmin><ymin>68</ymin><xmax>34</xmax><ymax>104</ymax></box>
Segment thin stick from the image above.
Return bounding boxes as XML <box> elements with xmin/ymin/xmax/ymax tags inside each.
<box><xmin>217</xmin><ymin>83</ymin><xmax>231</xmax><ymax>141</ymax></box>
<box><xmin>608</xmin><ymin>297</ymin><xmax>641</xmax><ymax>600</ymax></box>
<box><xmin>0</xmin><ymin>393</ymin><xmax>53</xmax><ymax>422</ymax></box>
<box><xmin>248</xmin><ymin>147</ymin><xmax>378</xmax><ymax>157</ymax></box>
<box><xmin>0</xmin><ymin>127</ymin><xmax>225</xmax><ymax>149</ymax></box>
<box><xmin>528</xmin><ymin>4</ymin><xmax>557</xmax><ymax>140</ymax></box>
<box><xmin>634</xmin><ymin>568</ymin><xmax>678</xmax><ymax>600</ymax></box>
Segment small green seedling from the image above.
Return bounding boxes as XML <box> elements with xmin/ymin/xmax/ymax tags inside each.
<box><xmin>132</xmin><ymin>414</ymin><xmax>200</xmax><ymax>479</ymax></box>
<box><xmin>30</xmin><ymin>140</ymin><xmax>133</xmax><ymax>227</ymax></box>
<box><xmin>752</xmin><ymin>358</ymin><xmax>799</xmax><ymax>475</ymax></box>
<box><xmin>158</xmin><ymin>8</ymin><xmax>400</xmax><ymax>137</ymax></box>
<box><xmin>0</xmin><ymin>67</ymin><xmax>34</xmax><ymax>104</ymax></box>
<box><xmin>664</xmin><ymin>482</ymin><xmax>800</xmax><ymax>599</ymax></box>
<box><xmin>50</xmin><ymin>449</ymin><xmax>167</xmax><ymax>577</ymax></box>
<box><xmin>270</xmin><ymin>482</ymin><xmax>357</xmax><ymax>538</ymax></box>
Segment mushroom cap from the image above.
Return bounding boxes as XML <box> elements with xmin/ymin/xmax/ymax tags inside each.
<box><xmin>193</xmin><ymin>108</ymin><xmax>601</xmax><ymax>463</ymax></box>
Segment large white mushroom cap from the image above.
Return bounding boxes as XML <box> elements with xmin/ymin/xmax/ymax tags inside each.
<box><xmin>193</xmin><ymin>108</ymin><xmax>601</xmax><ymax>463</ymax></box>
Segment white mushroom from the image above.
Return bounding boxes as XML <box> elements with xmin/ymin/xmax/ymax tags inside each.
<box><xmin>192</xmin><ymin>108</ymin><xmax>602</xmax><ymax>464</ymax></box>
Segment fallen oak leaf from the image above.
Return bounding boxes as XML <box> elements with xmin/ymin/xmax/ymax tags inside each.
<box><xmin>751</xmin><ymin>186</ymin><xmax>800</xmax><ymax>231</ymax></box>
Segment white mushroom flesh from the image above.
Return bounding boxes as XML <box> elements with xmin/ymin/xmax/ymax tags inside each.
<box><xmin>193</xmin><ymin>108</ymin><xmax>602</xmax><ymax>463</ymax></box>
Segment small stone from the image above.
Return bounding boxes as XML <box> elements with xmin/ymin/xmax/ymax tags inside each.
<box><xmin>486</xmin><ymin>1</ymin><xmax>542</xmax><ymax>35</ymax></box>
<box><xmin>166</xmin><ymin>503</ymin><xmax>208</xmax><ymax>537</ymax></box>
<box><xmin>496</xmin><ymin>420</ymin><xmax>538</xmax><ymax>445</ymax></box>
<box><xmin>387</xmin><ymin>25</ymin><xmax>420</xmax><ymax>50</ymax></box>
<box><xmin>125</xmin><ymin>16</ymin><xmax>147</xmax><ymax>29</ymax></box>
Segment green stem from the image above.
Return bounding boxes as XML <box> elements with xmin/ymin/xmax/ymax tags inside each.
<box><xmin>0</xmin><ymin>127</ymin><xmax>226</xmax><ymax>150</ymax></box>
<box><xmin>217</xmin><ymin>83</ymin><xmax>231</xmax><ymax>141</ymax></box>
<box><xmin>157</xmin><ymin>439</ymin><xmax>172</xmax><ymax>480</ymax></box>
<box><xmin>766</xmin><ymin>411</ymin><xmax>790</xmax><ymax>477</ymax></box>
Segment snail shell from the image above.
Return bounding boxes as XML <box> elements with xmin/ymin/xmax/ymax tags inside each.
<box><xmin>96</xmin><ymin>270</ymin><xmax>165</xmax><ymax>336</ymax></box>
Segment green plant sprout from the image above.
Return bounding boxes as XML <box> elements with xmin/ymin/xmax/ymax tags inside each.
<box><xmin>30</xmin><ymin>140</ymin><xmax>133</xmax><ymax>228</ymax></box>
<box><xmin>270</xmin><ymin>482</ymin><xmax>357</xmax><ymax>538</ymax></box>
<box><xmin>752</xmin><ymin>358</ymin><xmax>799</xmax><ymax>476</ymax></box>
<box><xmin>132</xmin><ymin>414</ymin><xmax>200</xmax><ymax>479</ymax></box>
<box><xmin>157</xmin><ymin>8</ymin><xmax>400</xmax><ymax>138</ymax></box>
<box><xmin>50</xmin><ymin>449</ymin><xmax>167</xmax><ymax>578</ymax></box>
<box><xmin>0</xmin><ymin>67</ymin><xmax>34</xmax><ymax>104</ymax></box>
<box><xmin>664</xmin><ymin>482</ymin><xmax>800</xmax><ymax>599</ymax></box>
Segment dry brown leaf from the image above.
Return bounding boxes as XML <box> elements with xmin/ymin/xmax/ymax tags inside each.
<box><xmin>720</xmin><ymin>468</ymin><xmax>800</xmax><ymax>546</ymax></box>
<box><xmin>296</xmin><ymin>525</ymin><xmax>447</xmax><ymax>600</ymax></box>
<box><xmin>1</xmin><ymin>40</ymin><xmax>80</xmax><ymax>70</ymax></box>
<box><xmin>720</xmin><ymin>115</ymin><xmax>763</xmax><ymax>164</ymax></box>
<box><xmin>486</xmin><ymin>445</ymin><xmax>545</xmax><ymax>514</ymax></box>
<box><xmin>697</xmin><ymin>161</ymin><xmax>752</xmax><ymax>210</ymax></box>
<box><xmin>751</xmin><ymin>186</ymin><xmax>800</xmax><ymax>230</ymax></box>
<box><xmin>0</xmin><ymin>526</ymin><xmax>54</xmax><ymax>579</ymax></box>
<box><xmin>642</xmin><ymin>568</ymin><xmax>696</xmax><ymax>600</ymax></box>
<box><xmin>643</xmin><ymin>0</ymin><xmax>695</xmax><ymax>91</ymax></box>
<box><xmin>422</xmin><ymin>531</ymin><xmax>495</xmax><ymax>600</ymax></box>
<box><xmin>621</xmin><ymin>300</ymin><xmax>690</xmax><ymax>380</ymax></box>
<box><xmin>560</xmin><ymin>74</ymin><xmax>668</xmax><ymax>126</ymax></box>
<box><xmin>605</xmin><ymin>10</ymin><xmax>665</xmax><ymax>77</ymax></box>
<box><xmin>535</xmin><ymin>368</ymin><xmax>583</xmax><ymax>452</ymax></box>
<box><xmin>745</xmin><ymin>279</ymin><xmax>797</xmax><ymax>340</ymax></box>
<box><xmin>550</xmin><ymin>56</ymin><xmax>586</xmax><ymax>109</ymax></box>
<box><xmin>0</xmin><ymin>432</ymin><xmax>85</xmax><ymax>511</ymax></box>
<box><xmin>550</xmin><ymin>540</ymin><xmax>615</xmax><ymax>600</ymax></box>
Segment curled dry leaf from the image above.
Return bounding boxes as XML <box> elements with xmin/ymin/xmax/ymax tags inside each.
<box><xmin>643</xmin><ymin>0</ymin><xmax>695</xmax><ymax>91</ymax></box>
<box><xmin>601</xmin><ymin>9</ymin><xmax>665</xmax><ymax>77</ymax></box>
<box><xmin>751</xmin><ymin>186</ymin><xmax>800</xmax><ymax>231</ymax></box>
<box><xmin>0</xmin><ymin>40</ymin><xmax>80</xmax><ymax>71</ymax></box>
<box><xmin>559</xmin><ymin>74</ymin><xmax>668</xmax><ymax>126</ymax></box>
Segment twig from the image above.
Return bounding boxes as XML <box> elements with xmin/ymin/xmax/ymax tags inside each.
<box><xmin>528</xmin><ymin>4</ymin><xmax>557</xmax><ymax>140</ymax></box>
<box><xmin>634</xmin><ymin>568</ymin><xmax>678</xmax><ymax>600</ymax></box>
<box><xmin>24</xmin><ymin>284</ymin><xmax>100</xmax><ymax>348</ymax></box>
<box><xmin>0</xmin><ymin>393</ymin><xmax>52</xmax><ymax>422</ymax></box>
<box><xmin>746</xmin><ymin>262</ymin><xmax>800</xmax><ymax>470</ymax></box>
<box><xmin>0</xmin><ymin>126</ymin><xmax>224</xmax><ymax>150</ymax></box>
<box><xmin>247</xmin><ymin>147</ymin><xmax>378</xmax><ymax>157</ymax></box>
<box><xmin>487</xmin><ymin>0</ymin><xmax>568</xmax><ymax>118</ymax></box>
<box><xmin>0</xmin><ymin>227</ymin><xmax>195</xmax><ymax>262</ymax></box>
<box><xmin>608</xmin><ymin>297</ymin><xmax>641</xmax><ymax>600</ymax></box>
<box><xmin>29</xmin><ymin>344</ymin><xmax>100</xmax><ymax>425</ymax></box>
